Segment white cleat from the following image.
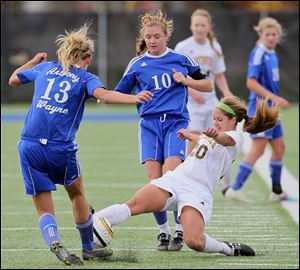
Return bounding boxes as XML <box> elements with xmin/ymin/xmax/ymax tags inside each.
<box><xmin>269</xmin><ymin>192</ymin><xmax>298</xmax><ymax>202</ymax></box>
<box><xmin>224</xmin><ymin>187</ymin><xmax>254</xmax><ymax>203</ymax></box>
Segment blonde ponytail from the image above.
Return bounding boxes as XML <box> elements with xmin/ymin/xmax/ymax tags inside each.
<box><xmin>56</xmin><ymin>23</ymin><xmax>94</xmax><ymax>73</ymax></box>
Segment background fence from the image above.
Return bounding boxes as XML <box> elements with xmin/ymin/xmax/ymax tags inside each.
<box><xmin>1</xmin><ymin>9</ymin><xmax>299</xmax><ymax>103</ymax></box>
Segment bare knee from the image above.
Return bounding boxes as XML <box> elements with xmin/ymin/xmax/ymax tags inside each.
<box><xmin>253</xmin><ymin>147</ymin><xmax>265</xmax><ymax>159</ymax></box>
<box><xmin>184</xmin><ymin>234</ymin><xmax>206</xmax><ymax>251</ymax></box>
<box><xmin>65</xmin><ymin>185</ymin><xmax>85</xmax><ymax>201</ymax></box>
<box><xmin>65</xmin><ymin>176</ymin><xmax>86</xmax><ymax>201</ymax></box>
<box><xmin>144</xmin><ymin>161</ymin><xmax>162</xmax><ymax>180</ymax></box>
<box><xmin>127</xmin><ymin>197</ymin><xmax>145</xmax><ymax>215</ymax></box>
<box><xmin>272</xmin><ymin>145</ymin><xmax>285</xmax><ymax>159</ymax></box>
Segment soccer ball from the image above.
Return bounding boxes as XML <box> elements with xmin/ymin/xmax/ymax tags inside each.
<box><xmin>93</xmin><ymin>214</ymin><xmax>113</xmax><ymax>247</ymax></box>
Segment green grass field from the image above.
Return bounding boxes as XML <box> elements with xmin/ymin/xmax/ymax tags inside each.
<box><xmin>1</xmin><ymin>104</ymin><xmax>299</xmax><ymax>269</ymax></box>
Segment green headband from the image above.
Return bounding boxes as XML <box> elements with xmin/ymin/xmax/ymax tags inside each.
<box><xmin>216</xmin><ymin>102</ymin><xmax>237</xmax><ymax>116</ymax></box>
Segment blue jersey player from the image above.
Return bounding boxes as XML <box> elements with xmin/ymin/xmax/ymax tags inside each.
<box><xmin>113</xmin><ymin>11</ymin><xmax>212</xmax><ymax>251</ymax></box>
<box><xmin>224</xmin><ymin>17</ymin><xmax>295</xmax><ymax>203</ymax></box>
<box><xmin>8</xmin><ymin>23</ymin><xmax>152</xmax><ymax>266</ymax></box>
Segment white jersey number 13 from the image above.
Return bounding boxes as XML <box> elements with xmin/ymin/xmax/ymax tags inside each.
<box><xmin>41</xmin><ymin>78</ymin><xmax>71</xmax><ymax>103</ymax></box>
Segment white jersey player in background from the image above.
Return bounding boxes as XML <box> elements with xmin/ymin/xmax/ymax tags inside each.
<box><xmin>93</xmin><ymin>96</ymin><xmax>279</xmax><ymax>257</ymax></box>
<box><xmin>174</xmin><ymin>9</ymin><xmax>233</xmax><ymax>192</ymax></box>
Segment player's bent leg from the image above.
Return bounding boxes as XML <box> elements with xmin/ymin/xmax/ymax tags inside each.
<box><xmin>268</xmin><ymin>137</ymin><xmax>297</xmax><ymax>201</ymax></box>
<box><xmin>128</xmin><ymin>183</ymin><xmax>172</xmax><ymax>251</ymax></box>
<box><xmin>168</xmin><ymin>211</ymin><xmax>184</xmax><ymax>251</ymax></box>
<box><xmin>65</xmin><ymin>176</ymin><xmax>113</xmax><ymax>260</ymax></box>
<box><xmin>127</xmin><ymin>183</ymin><xmax>170</xmax><ymax>215</ymax></box>
<box><xmin>179</xmin><ymin>206</ymin><xmax>255</xmax><ymax>256</ymax></box>
<box><xmin>144</xmin><ymin>160</ymin><xmax>171</xmax><ymax>250</ymax></box>
<box><xmin>32</xmin><ymin>192</ymin><xmax>84</xmax><ymax>265</ymax></box>
<box><xmin>180</xmin><ymin>206</ymin><xmax>206</xmax><ymax>251</ymax></box>
<box><xmin>163</xmin><ymin>157</ymin><xmax>184</xmax><ymax>251</ymax></box>
<box><xmin>65</xmin><ymin>175</ymin><xmax>90</xmax><ymax>223</ymax></box>
<box><xmin>32</xmin><ymin>191</ymin><xmax>55</xmax><ymax>217</ymax></box>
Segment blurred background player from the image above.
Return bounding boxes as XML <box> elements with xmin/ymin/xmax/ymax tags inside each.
<box><xmin>113</xmin><ymin>10</ymin><xmax>212</xmax><ymax>251</ymax></box>
<box><xmin>8</xmin><ymin>23</ymin><xmax>152</xmax><ymax>266</ymax></box>
<box><xmin>174</xmin><ymin>9</ymin><xmax>233</xmax><ymax>193</ymax></box>
<box><xmin>94</xmin><ymin>96</ymin><xmax>279</xmax><ymax>257</ymax></box>
<box><xmin>224</xmin><ymin>17</ymin><xmax>294</xmax><ymax>203</ymax></box>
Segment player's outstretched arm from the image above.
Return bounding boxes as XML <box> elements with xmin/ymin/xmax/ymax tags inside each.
<box><xmin>203</xmin><ymin>128</ymin><xmax>236</xmax><ymax>147</ymax></box>
<box><xmin>94</xmin><ymin>88</ymin><xmax>153</xmax><ymax>104</ymax></box>
<box><xmin>8</xmin><ymin>52</ymin><xmax>47</xmax><ymax>87</ymax></box>
<box><xmin>177</xmin><ymin>129</ymin><xmax>200</xmax><ymax>143</ymax></box>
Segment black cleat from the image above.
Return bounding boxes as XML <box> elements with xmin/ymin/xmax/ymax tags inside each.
<box><xmin>157</xmin><ymin>232</ymin><xmax>171</xmax><ymax>251</ymax></box>
<box><xmin>82</xmin><ymin>244</ymin><xmax>113</xmax><ymax>260</ymax></box>
<box><xmin>168</xmin><ymin>230</ymin><xmax>184</xmax><ymax>251</ymax></box>
<box><xmin>224</xmin><ymin>241</ymin><xmax>255</xmax><ymax>256</ymax></box>
<box><xmin>51</xmin><ymin>240</ymin><xmax>83</xmax><ymax>265</ymax></box>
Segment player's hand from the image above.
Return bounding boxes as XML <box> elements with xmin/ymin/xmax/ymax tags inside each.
<box><xmin>177</xmin><ymin>129</ymin><xmax>190</xmax><ymax>140</ymax></box>
<box><xmin>272</xmin><ymin>96</ymin><xmax>290</xmax><ymax>109</ymax></box>
<box><xmin>203</xmin><ymin>127</ymin><xmax>219</xmax><ymax>138</ymax></box>
<box><xmin>135</xmin><ymin>90</ymin><xmax>153</xmax><ymax>104</ymax></box>
<box><xmin>172</xmin><ymin>69</ymin><xmax>187</xmax><ymax>85</ymax></box>
<box><xmin>31</xmin><ymin>52</ymin><xmax>47</xmax><ymax>65</ymax></box>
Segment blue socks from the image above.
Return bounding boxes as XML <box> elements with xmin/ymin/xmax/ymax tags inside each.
<box><xmin>232</xmin><ymin>160</ymin><xmax>283</xmax><ymax>193</ymax></box>
<box><xmin>153</xmin><ymin>211</ymin><xmax>167</xmax><ymax>226</ymax></box>
<box><xmin>76</xmin><ymin>214</ymin><xmax>94</xmax><ymax>251</ymax></box>
<box><xmin>39</xmin><ymin>213</ymin><xmax>60</xmax><ymax>250</ymax></box>
<box><xmin>153</xmin><ymin>211</ymin><xmax>182</xmax><ymax>233</ymax></box>
<box><xmin>173</xmin><ymin>211</ymin><xmax>180</xmax><ymax>225</ymax></box>
<box><xmin>39</xmin><ymin>212</ymin><xmax>94</xmax><ymax>251</ymax></box>
<box><xmin>232</xmin><ymin>161</ymin><xmax>253</xmax><ymax>190</ymax></box>
<box><xmin>270</xmin><ymin>160</ymin><xmax>283</xmax><ymax>194</ymax></box>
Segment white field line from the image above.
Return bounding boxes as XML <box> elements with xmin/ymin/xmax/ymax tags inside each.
<box><xmin>1</xmin><ymin>227</ymin><xmax>297</xmax><ymax>236</ymax></box>
<box><xmin>1</xmin><ymin>211</ymin><xmax>281</xmax><ymax>218</ymax></box>
<box><xmin>242</xmin><ymin>133</ymin><xmax>299</xmax><ymax>224</ymax></box>
<box><xmin>1</xmin><ymin>225</ymin><xmax>290</xmax><ymax>232</ymax></box>
<box><xmin>1</xmin><ymin>247</ymin><xmax>298</xmax><ymax>252</ymax></box>
<box><xmin>1</xmin><ymin>209</ymin><xmax>283</xmax><ymax>215</ymax></box>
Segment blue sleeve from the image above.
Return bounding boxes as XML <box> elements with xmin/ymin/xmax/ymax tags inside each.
<box><xmin>16</xmin><ymin>62</ymin><xmax>48</xmax><ymax>84</ymax></box>
<box><xmin>115</xmin><ymin>71</ymin><xmax>136</xmax><ymax>94</ymax></box>
<box><xmin>86</xmin><ymin>73</ymin><xmax>105</xmax><ymax>98</ymax></box>
<box><xmin>247</xmin><ymin>50</ymin><xmax>262</xmax><ymax>79</ymax></box>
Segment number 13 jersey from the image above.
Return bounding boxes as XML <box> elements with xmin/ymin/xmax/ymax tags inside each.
<box><xmin>17</xmin><ymin>61</ymin><xmax>104</xmax><ymax>143</ymax></box>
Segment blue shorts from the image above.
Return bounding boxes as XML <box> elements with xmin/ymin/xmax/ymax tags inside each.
<box><xmin>249</xmin><ymin>121</ymin><xmax>284</xmax><ymax>139</ymax></box>
<box><xmin>18</xmin><ymin>138</ymin><xmax>81</xmax><ymax>195</ymax></box>
<box><xmin>138</xmin><ymin>115</ymin><xmax>189</xmax><ymax>164</ymax></box>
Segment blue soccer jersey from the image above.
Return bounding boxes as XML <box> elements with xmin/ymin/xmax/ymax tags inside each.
<box><xmin>17</xmin><ymin>61</ymin><xmax>104</xmax><ymax>143</ymax></box>
<box><xmin>247</xmin><ymin>43</ymin><xmax>279</xmax><ymax>116</ymax></box>
<box><xmin>115</xmin><ymin>48</ymin><xmax>205</xmax><ymax>119</ymax></box>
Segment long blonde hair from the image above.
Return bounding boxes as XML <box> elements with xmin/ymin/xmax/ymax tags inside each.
<box><xmin>191</xmin><ymin>9</ymin><xmax>223</xmax><ymax>57</ymax></box>
<box><xmin>56</xmin><ymin>23</ymin><xmax>94</xmax><ymax>73</ymax></box>
<box><xmin>254</xmin><ymin>17</ymin><xmax>284</xmax><ymax>43</ymax></box>
<box><xmin>219</xmin><ymin>96</ymin><xmax>279</xmax><ymax>134</ymax></box>
<box><xmin>136</xmin><ymin>10</ymin><xmax>173</xmax><ymax>56</ymax></box>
